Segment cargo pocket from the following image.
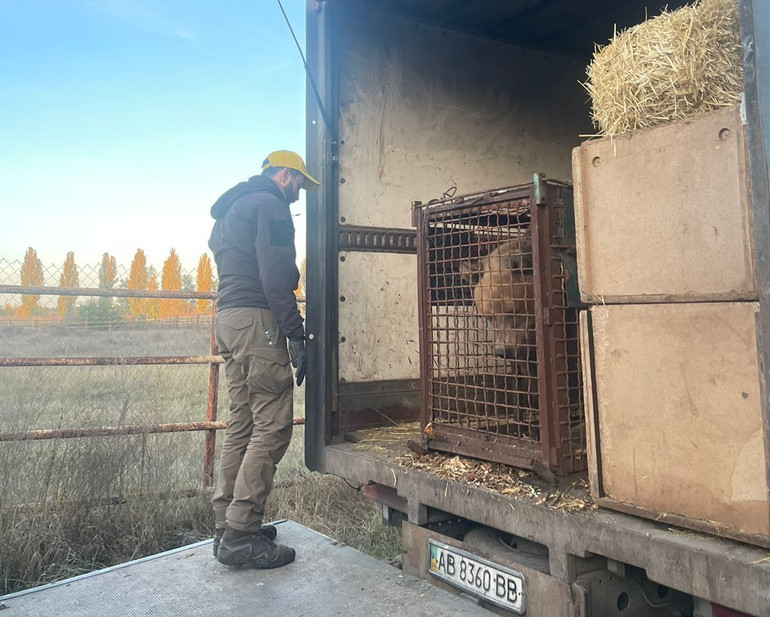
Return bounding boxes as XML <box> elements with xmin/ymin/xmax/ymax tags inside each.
<box><xmin>246</xmin><ymin>348</ymin><xmax>293</xmax><ymax>395</ymax></box>
<box><xmin>217</xmin><ymin>311</ymin><xmax>255</xmax><ymax>354</ymax></box>
<box><xmin>219</xmin><ymin>312</ymin><xmax>254</xmax><ymax>331</ymax></box>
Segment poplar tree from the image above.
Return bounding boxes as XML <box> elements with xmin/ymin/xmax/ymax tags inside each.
<box><xmin>127</xmin><ymin>249</ymin><xmax>148</xmax><ymax>318</ymax></box>
<box><xmin>18</xmin><ymin>247</ymin><xmax>44</xmax><ymax>317</ymax></box>
<box><xmin>160</xmin><ymin>248</ymin><xmax>183</xmax><ymax>316</ymax></box>
<box><xmin>85</xmin><ymin>251</ymin><xmax>119</xmax><ymax>323</ymax></box>
<box><xmin>295</xmin><ymin>258</ymin><xmax>307</xmax><ymax>298</ymax></box>
<box><xmin>196</xmin><ymin>253</ymin><xmax>214</xmax><ymax>314</ymax></box>
<box><xmin>98</xmin><ymin>252</ymin><xmax>118</xmax><ymax>290</ymax></box>
<box><xmin>147</xmin><ymin>267</ymin><xmax>160</xmax><ymax>319</ymax></box>
<box><xmin>56</xmin><ymin>252</ymin><xmax>79</xmax><ymax>318</ymax></box>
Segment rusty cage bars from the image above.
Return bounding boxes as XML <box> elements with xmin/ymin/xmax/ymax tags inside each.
<box><xmin>413</xmin><ymin>175</ymin><xmax>586</xmax><ymax>475</ymax></box>
<box><xmin>0</xmin><ymin>283</ymin><xmax>305</xmax><ymax>492</ymax></box>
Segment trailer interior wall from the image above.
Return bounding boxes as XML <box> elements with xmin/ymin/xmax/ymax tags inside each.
<box><xmin>305</xmin><ymin>0</ymin><xmax>693</xmax><ymax>468</ymax></box>
<box><xmin>335</xmin><ymin>3</ymin><xmax>591</xmax><ymax>387</ymax></box>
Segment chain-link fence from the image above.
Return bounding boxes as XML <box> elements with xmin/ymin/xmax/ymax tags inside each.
<box><xmin>0</xmin><ymin>256</ymin><xmax>214</xmax><ymax>325</ymax></box>
<box><xmin>0</xmin><ymin>256</ymin><xmax>306</xmax><ymax>507</ymax></box>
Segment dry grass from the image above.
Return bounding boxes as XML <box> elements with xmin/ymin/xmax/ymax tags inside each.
<box><xmin>0</xmin><ymin>325</ymin><xmax>400</xmax><ymax>596</ymax></box>
<box><xmin>0</xmin><ymin>432</ymin><xmax>213</xmax><ymax>593</ymax></box>
<box><xmin>267</xmin><ymin>461</ymin><xmax>401</xmax><ymax>560</ymax></box>
<box><xmin>268</xmin><ymin>422</ymin><xmax>401</xmax><ymax>560</ymax></box>
<box><xmin>583</xmin><ymin>0</ymin><xmax>742</xmax><ymax>136</ymax></box>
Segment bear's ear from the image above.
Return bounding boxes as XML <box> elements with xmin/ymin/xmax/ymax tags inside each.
<box><xmin>459</xmin><ymin>259</ymin><xmax>481</xmax><ymax>286</ymax></box>
<box><xmin>509</xmin><ymin>234</ymin><xmax>533</xmax><ymax>274</ymax></box>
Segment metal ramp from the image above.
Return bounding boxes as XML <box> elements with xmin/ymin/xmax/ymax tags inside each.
<box><xmin>0</xmin><ymin>520</ymin><xmax>498</xmax><ymax>617</ymax></box>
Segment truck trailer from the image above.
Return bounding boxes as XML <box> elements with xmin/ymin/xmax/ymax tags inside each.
<box><xmin>303</xmin><ymin>1</ymin><xmax>770</xmax><ymax>615</ymax></box>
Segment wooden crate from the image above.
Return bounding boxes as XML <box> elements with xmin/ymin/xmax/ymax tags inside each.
<box><xmin>580</xmin><ymin>302</ymin><xmax>770</xmax><ymax>547</ymax></box>
<box><xmin>573</xmin><ymin>105</ymin><xmax>756</xmax><ymax>304</ymax></box>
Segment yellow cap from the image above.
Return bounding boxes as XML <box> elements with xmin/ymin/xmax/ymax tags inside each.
<box><xmin>262</xmin><ymin>150</ymin><xmax>321</xmax><ymax>188</ymax></box>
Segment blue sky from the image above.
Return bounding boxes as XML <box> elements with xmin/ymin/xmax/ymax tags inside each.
<box><xmin>0</xmin><ymin>0</ymin><xmax>309</xmax><ymax>272</ymax></box>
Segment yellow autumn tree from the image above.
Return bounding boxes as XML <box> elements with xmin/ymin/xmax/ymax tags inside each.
<box><xmin>295</xmin><ymin>258</ymin><xmax>306</xmax><ymax>298</ymax></box>
<box><xmin>56</xmin><ymin>252</ymin><xmax>79</xmax><ymax>319</ymax></box>
<box><xmin>160</xmin><ymin>248</ymin><xmax>184</xmax><ymax>316</ymax></box>
<box><xmin>196</xmin><ymin>253</ymin><xmax>214</xmax><ymax>314</ymax></box>
<box><xmin>17</xmin><ymin>247</ymin><xmax>44</xmax><ymax>317</ymax></box>
<box><xmin>127</xmin><ymin>249</ymin><xmax>148</xmax><ymax>318</ymax></box>
<box><xmin>98</xmin><ymin>252</ymin><xmax>118</xmax><ymax>290</ymax></box>
<box><xmin>146</xmin><ymin>267</ymin><xmax>160</xmax><ymax>319</ymax></box>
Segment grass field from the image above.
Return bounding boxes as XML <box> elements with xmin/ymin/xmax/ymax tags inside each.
<box><xmin>0</xmin><ymin>324</ymin><xmax>400</xmax><ymax>595</ymax></box>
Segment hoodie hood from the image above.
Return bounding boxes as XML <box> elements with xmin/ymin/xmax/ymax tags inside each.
<box><xmin>210</xmin><ymin>174</ymin><xmax>287</xmax><ymax>220</ymax></box>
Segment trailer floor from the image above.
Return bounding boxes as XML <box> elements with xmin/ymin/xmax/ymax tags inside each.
<box><xmin>0</xmin><ymin>520</ymin><xmax>497</xmax><ymax>617</ymax></box>
<box><xmin>322</xmin><ymin>430</ymin><xmax>770</xmax><ymax>616</ymax></box>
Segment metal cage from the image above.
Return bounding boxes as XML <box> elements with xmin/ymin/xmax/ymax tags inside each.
<box><xmin>413</xmin><ymin>175</ymin><xmax>585</xmax><ymax>475</ymax></box>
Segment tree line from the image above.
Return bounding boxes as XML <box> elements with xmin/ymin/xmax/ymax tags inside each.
<box><xmin>6</xmin><ymin>247</ymin><xmax>306</xmax><ymax>322</ymax></box>
<box><xmin>9</xmin><ymin>247</ymin><xmax>215</xmax><ymax>321</ymax></box>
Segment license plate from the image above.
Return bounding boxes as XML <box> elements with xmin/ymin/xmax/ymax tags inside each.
<box><xmin>428</xmin><ymin>540</ymin><xmax>526</xmax><ymax>614</ymax></box>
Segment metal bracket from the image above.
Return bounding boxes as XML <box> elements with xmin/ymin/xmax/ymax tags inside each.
<box><xmin>338</xmin><ymin>225</ymin><xmax>417</xmax><ymax>253</ymax></box>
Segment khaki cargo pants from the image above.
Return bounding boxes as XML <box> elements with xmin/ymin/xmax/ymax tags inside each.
<box><xmin>212</xmin><ymin>307</ymin><xmax>294</xmax><ymax>533</ymax></box>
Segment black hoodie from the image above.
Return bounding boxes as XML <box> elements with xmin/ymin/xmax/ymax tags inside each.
<box><xmin>208</xmin><ymin>175</ymin><xmax>303</xmax><ymax>340</ymax></box>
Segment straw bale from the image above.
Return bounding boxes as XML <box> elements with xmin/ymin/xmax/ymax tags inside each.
<box><xmin>584</xmin><ymin>0</ymin><xmax>743</xmax><ymax>136</ymax></box>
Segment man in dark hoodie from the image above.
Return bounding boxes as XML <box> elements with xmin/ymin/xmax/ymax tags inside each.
<box><xmin>208</xmin><ymin>150</ymin><xmax>320</xmax><ymax>569</ymax></box>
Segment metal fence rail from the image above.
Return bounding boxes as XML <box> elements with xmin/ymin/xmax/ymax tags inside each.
<box><xmin>0</xmin><ymin>418</ymin><xmax>307</xmax><ymax>442</ymax></box>
<box><xmin>1</xmin><ymin>356</ymin><xmax>222</xmax><ymax>367</ymax></box>
<box><xmin>0</xmin><ymin>284</ymin><xmax>214</xmax><ymax>299</ymax></box>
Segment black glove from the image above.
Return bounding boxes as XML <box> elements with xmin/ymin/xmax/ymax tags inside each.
<box><xmin>288</xmin><ymin>338</ymin><xmax>307</xmax><ymax>387</ymax></box>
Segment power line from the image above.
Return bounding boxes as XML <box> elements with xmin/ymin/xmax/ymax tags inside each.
<box><xmin>275</xmin><ymin>0</ymin><xmax>332</xmax><ymax>133</ymax></box>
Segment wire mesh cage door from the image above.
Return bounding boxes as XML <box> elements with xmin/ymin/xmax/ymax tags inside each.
<box><xmin>414</xmin><ymin>177</ymin><xmax>586</xmax><ymax>475</ymax></box>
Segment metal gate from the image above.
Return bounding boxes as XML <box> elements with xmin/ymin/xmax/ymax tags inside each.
<box><xmin>413</xmin><ymin>175</ymin><xmax>585</xmax><ymax>475</ymax></box>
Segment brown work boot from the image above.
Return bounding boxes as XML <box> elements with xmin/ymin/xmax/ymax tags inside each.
<box><xmin>217</xmin><ymin>527</ymin><xmax>295</xmax><ymax>569</ymax></box>
<box><xmin>213</xmin><ymin>524</ymin><xmax>277</xmax><ymax>557</ymax></box>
